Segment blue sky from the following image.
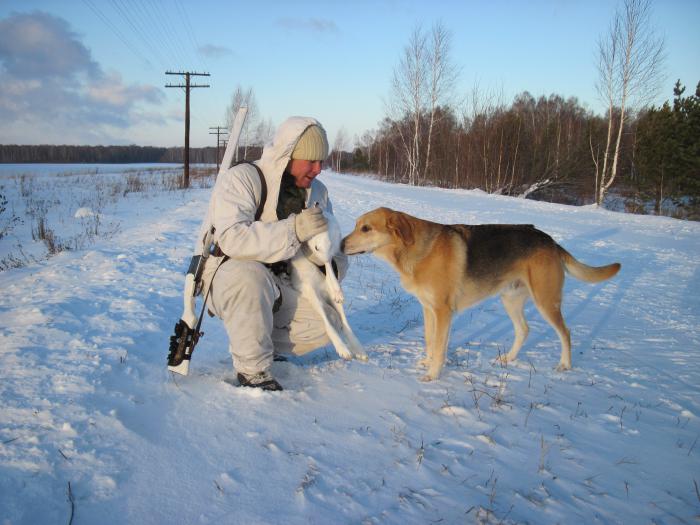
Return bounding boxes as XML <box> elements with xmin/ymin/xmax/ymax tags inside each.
<box><xmin>0</xmin><ymin>0</ymin><xmax>698</xmax><ymax>149</ymax></box>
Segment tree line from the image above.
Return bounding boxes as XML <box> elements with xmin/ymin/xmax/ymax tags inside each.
<box><xmin>0</xmin><ymin>144</ymin><xmax>224</xmax><ymax>164</ymax></box>
<box><xmin>338</xmin><ymin>81</ymin><xmax>699</xmax><ymax>219</ymax></box>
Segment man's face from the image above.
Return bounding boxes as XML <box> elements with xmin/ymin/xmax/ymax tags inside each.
<box><xmin>287</xmin><ymin>159</ymin><xmax>323</xmax><ymax>188</ymax></box>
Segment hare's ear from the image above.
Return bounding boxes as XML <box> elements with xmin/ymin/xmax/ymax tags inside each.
<box><xmin>387</xmin><ymin>211</ymin><xmax>414</xmax><ymax>246</ymax></box>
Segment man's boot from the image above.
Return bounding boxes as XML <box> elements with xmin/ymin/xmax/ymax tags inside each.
<box><xmin>237</xmin><ymin>371</ymin><xmax>283</xmax><ymax>391</ymax></box>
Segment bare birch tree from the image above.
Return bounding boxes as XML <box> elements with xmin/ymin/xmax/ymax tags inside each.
<box><xmin>389</xmin><ymin>25</ymin><xmax>426</xmax><ymax>185</ymax></box>
<box><xmin>595</xmin><ymin>0</ymin><xmax>664</xmax><ymax>205</ymax></box>
<box><xmin>358</xmin><ymin>130</ymin><xmax>375</xmax><ymax>166</ymax></box>
<box><xmin>424</xmin><ymin>22</ymin><xmax>458</xmax><ymax>180</ymax></box>
<box><xmin>225</xmin><ymin>86</ymin><xmax>260</xmax><ymax>160</ymax></box>
<box><xmin>254</xmin><ymin>117</ymin><xmax>275</xmax><ymax>148</ymax></box>
<box><xmin>332</xmin><ymin>127</ymin><xmax>349</xmax><ymax>172</ymax></box>
<box><xmin>388</xmin><ymin>23</ymin><xmax>457</xmax><ymax>185</ymax></box>
<box><xmin>463</xmin><ymin>82</ymin><xmax>505</xmax><ymax>192</ymax></box>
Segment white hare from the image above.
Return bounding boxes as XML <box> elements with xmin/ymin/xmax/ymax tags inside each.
<box><xmin>289</xmin><ymin>208</ymin><xmax>367</xmax><ymax>361</ymax></box>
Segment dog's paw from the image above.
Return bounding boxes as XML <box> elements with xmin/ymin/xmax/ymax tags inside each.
<box><xmin>336</xmin><ymin>347</ymin><xmax>353</xmax><ymax>360</ymax></box>
<box><xmin>495</xmin><ymin>354</ymin><xmax>514</xmax><ymax>367</ymax></box>
<box><xmin>354</xmin><ymin>351</ymin><xmax>369</xmax><ymax>362</ymax></box>
<box><xmin>348</xmin><ymin>341</ymin><xmax>367</xmax><ymax>361</ymax></box>
<box><xmin>555</xmin><ymin>362</ymin><xmax>572</xmax><ymax>372</ymax></box>
<box><xmin>420</xmin><ymin>364</ymin><xmax>443</xmax><ymax>381</ymax></box>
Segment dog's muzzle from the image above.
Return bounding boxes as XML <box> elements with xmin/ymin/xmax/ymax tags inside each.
<box><xmin>340</xmin><ymin>237</ymin><xmax>366</xmax><ymax>255</ymax></box>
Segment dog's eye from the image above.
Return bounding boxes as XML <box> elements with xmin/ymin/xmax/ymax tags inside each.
<box><xmin>361</xmin><ymin>225</ymin><xmax>371</xmax><ymax>233</ymax></box>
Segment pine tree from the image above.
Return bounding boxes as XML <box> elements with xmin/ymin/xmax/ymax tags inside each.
<box><xmin>636</xmin><ymin>102</ymin><xmax>678</xmax><ymax>213</ymax></box>
<box><xmin>667</xmin><ymin>80</ymin><xmax>700</xmax><ymax>212</ymax></box>
<box><xmin>636</xmin><ymin>80</ymin><xmax>700</xmax><ymax>218</ymax></box>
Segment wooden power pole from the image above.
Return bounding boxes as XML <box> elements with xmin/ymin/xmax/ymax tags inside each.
<box><xmin>165</xmin><ymin>71</ymin><xmax>210</xmax><ymax>188</ymax></box>
<box><xmin>209</xmin><ymin>126</ymin><xmax>227</xmax><ymax>172</ymax></box>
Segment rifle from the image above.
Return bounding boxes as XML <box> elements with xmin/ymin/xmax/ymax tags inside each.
<box><xmin>167</xmin><ymin>107</ymin><xmax>249</xmax><ymax>375</ymax></box>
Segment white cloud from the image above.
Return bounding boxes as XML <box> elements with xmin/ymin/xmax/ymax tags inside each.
<box><xmin>276</xmin><ymin>17</ymin><xmax>339</xmax><ymax>34</ymax></box>
<box><xmin>199</xmin><ymin>44</ymin><xmax>234</xmax><ymax>59</ymax></box>
<box><xmin>0</xmin><ymin>11</ymin><xmax>99</xmax><ymax>79</ymax></box>
<box><xmin>87</xmin><ymin>72</ymin><xmax>162</xmax><ymax>107</ymax></box>
<box><xmin>0</xmin><ymin>11</ymin><xmax>166</xmax><ymax>144</ymax></box>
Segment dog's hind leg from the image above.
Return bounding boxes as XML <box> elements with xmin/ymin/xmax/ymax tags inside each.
<box><xmin>305</xmin><ymin>286</ymin><xmax>354</xmax><ymax>360</ymax></box>
<box><xmin>498</xmin><ymin>285</ymin><xmax>530</xmax><ymax>365</ymax></box>
<box><xmin>331</xmin><ymin>301</ymin><xmax>368</xmax><ymax>361</ymax></box>
<box><xmin>537</xmin><ymin>304</ymin><xmax>571</xmax><ymax>371</ymax></box>
<box><xmin>529</xmin><ymin>266</ymin><xmax>572</xmax><ymax>371</ymax></box>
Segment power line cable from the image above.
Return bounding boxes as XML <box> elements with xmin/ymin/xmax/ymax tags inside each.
<box><xmin>128</xmin><ymin>0</ymin><xmax>178</xmax><ymax>64</ymax></box>
<box><xmin>108</xmin><ymin>0</ymin><xmax>169</xmax><ymax>70</ymax></box>
<box><xmin>150</xmin><ymin>0</ymin><xmax>197</xmax><ymax>69</ymax></box>
<box><xmin>173</xmin><ymin>0</ymin><xmax>210</xmax><ymax>72</ymax></box>
<box><xmin>142</xmin><ymin>0</ymin><xmax>189</xmax><ymax>68</ymax></box>
<box><xmin>82</xmin><ymin>0</ymin><xmax>154</xmax><ymax>68</ymax></box>
<box><xmin>125</xmin><ymin>0</ymin><xmax>181</xmax><ymax>70</ymax></box>
<box><xmin>131</xmin><ymin>0</ymin><xmax>181</xmax><ymax>68</ymax></box>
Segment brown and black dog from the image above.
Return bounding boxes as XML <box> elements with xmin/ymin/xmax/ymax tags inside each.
<box><xmin>341</xmin><ymin>207</ymin><xmax>621</xmax><ymax>381</ymax></box>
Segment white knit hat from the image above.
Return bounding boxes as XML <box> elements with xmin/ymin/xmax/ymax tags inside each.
<box><xmin>291</xmin><ymin>124</ymin><xmax>329</xmax><ymax>161</ymax></box>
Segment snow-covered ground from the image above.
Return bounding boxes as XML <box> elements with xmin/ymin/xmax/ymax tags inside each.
<box><xmin>1</xmin><ymin>165</ymin><xmax>699</xmax><ymax>524</ymax></box>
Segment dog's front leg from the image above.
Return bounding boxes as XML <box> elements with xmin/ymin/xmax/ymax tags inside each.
<box><xmin>324</xmin><ymin>262</ymin><xmax>344</xmax><ymax>303</ymax></box>
<box><xmin>330</xmin><ymin>301</ymin><xmax>368</xmax><ymax>361</ymax></box>
<box><xmin>305</xmin><ymin>285</ymin><xmax>354</xmax><ymax>360</ymax></box>
<box><xmin>421</xmin><ymin>305</ymin><xmax>452</xmax><ymax>382</ymax></box>
<box><xmin>418</xmin><ymin>304</ymin><xmax>435</xmax><ymax>369</ymax></box>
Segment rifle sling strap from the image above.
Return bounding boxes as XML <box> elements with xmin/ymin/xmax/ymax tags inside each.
<box><xmin>210</xmin><ymin>161</ymin><xmax>267</xmax><ymax>258</ymax></box>
<box><xmin>195</xmin><ymin>161</ymin><xmax>269</xmax><ymax>339</ymax></box>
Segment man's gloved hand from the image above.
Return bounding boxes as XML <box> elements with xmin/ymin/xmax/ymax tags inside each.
<box><xmin>294</xmin><ymin>207</ymin><xmax>328</xmax><ymax>243</ymax></box>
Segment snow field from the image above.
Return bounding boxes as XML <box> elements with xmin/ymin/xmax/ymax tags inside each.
<box><xmin>1</xmin><ymin>166</ymin><xmax>699</xmax><ymax>524</ymax></box>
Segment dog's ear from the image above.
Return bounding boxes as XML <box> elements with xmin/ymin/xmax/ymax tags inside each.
<box><xmin>387</xmin><ymin>212</ymin><xmax>414</xmax><ymax>246</ymax></box>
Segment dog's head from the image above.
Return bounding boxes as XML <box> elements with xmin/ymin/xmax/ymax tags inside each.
<box><xmin>305</xmin><ymin>210</ymin><xmax>341</xmax><ymax>263</ymax></box>
<box><xmin>341</xmin><ymin>207</ymin><xmax>414</xmax><ymax>255</ymax></box>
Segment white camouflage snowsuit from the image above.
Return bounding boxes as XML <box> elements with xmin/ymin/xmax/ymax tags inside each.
<box><xmin>196</xmin><ymin>116</ymin><xmax>348</xmax><ymax>376</ymax></box>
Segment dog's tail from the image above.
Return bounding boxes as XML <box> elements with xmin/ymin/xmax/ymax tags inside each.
<box><xmin>560</xmin><ymin>248</ymin><xmax>621</xmax><ymax>283</ymax></box>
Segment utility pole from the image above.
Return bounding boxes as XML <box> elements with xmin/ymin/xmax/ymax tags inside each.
<box><xmin>209</xmin><ymin>126</ymin><xmax>227</xmax><ymax>172</ymax></box>
<box><xmin>165</xmin><ymin>71</ymin><xmax>210</xmax><ymax>188</ymax></box>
